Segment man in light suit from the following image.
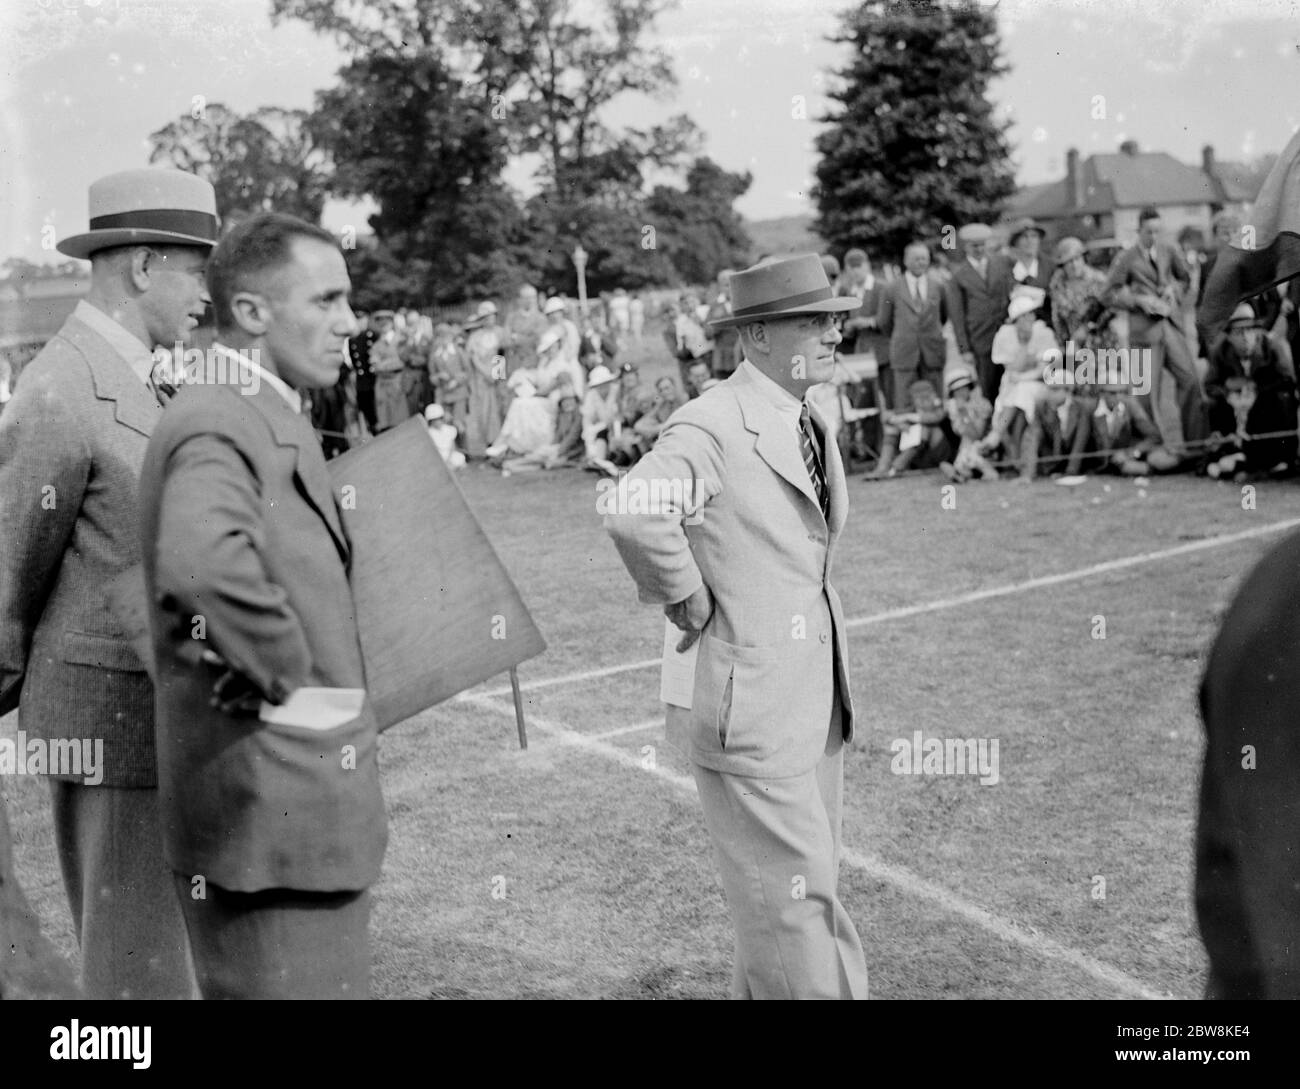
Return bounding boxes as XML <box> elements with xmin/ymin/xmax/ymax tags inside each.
<box><xmin>0</xmin><ymin>168</ymin><xmax>216</xmax><ymax>999</ymax></box>
<box><xmin>946</xmin><ymin>223</ymin><xmax>1015</xmax><ymax>402</ymax></box>
<box><xmin>1103</xmin><ymin>206</ymin><xmax>1206</xmax><ymax>457</ymax></box>
<box><xmin>138</xmin><ymin>212</ymin><xmax>387</xmax><ymax>999</ymax></box>
<box><xmin>604</xmin><ymin>253</ymin><xmax>869</xmax><ymax>999</ymax></box>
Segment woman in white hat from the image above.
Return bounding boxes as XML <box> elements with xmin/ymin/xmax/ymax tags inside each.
<box><xmin>990</xmin><ymin>294</ymin><xmax>1061</xmax><ymax>479</ymax></box>
<box><xmin>580</xmin><ymin>363</ymin><xmax>622</xmax><ymax>475</ymax></box>
<box><xmin>484</xmin><ymin>360</ymin><xmax>558</xmax><ymax>465</ymax></box>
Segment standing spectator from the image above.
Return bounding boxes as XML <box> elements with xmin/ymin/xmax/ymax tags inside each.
<box><xmin>346</xmin><ymin>311</ymin><xmax>378</xmax><ymax>434</ymax></box>
<box><xmin>578</xmin><ymin>317</ymin><xmax>618</xmax><ymax>372</ymax></box>
<box><xmin>505</xmin><ymin>284</ymin><xmax>547</xmax><ymax>375</ymax></box>
<box><xmin>607</xmin><ymin>287</ymin><xmax>632</xmax><ymax>338</ymax></box>
<box><xmin>947</xmin><ymin>223</ymin><xmax>1015</xmax><ymax>403</ymax></box>
<box><xmin>705</xmin><ymin>270</ymin><xmax>741</xmax><ymax>379</ymax></box>
<box><xmin>1007</xmin><ymin>218</ymin><xmax>1053</xmax><ymax>328</ymax></box>
<box><xmin>427</xmin><ymin>322</ymin><xmax>471</xmax><ymax>449</ymax></box>
<box><xmin>400</xmin><ymin>316</ymin><xmax>433</xmax><ymax>418</ymax></box>
<box><xmin>1049</xmin><ymin>236</ymin><xmax>1117</xmax><ymax>475</ymax></box>
<box><xmin>370</xmin><ymin>310</ymin><xmax>408</xmax><ymax>432</ymax></box>
<box><xmin>1103</xmin><ymin>206</ymin><xmax>1205</xmax><ymax>459</ymax></box>
<box><xmin>674</xmin><ymin>295</ymin><xmax>712</xmax><ymax>390</ymax></box>
<box><xmin>464</xmin><ymin>300</ymin><xmax>505</xmax><ymax>458</ymax></box>
<box><xmin>543</xmin><ymin>296</ymin><xmax>581</xmax><ymax>370</ymax></box>
<box><xmin>836</xmin><ymin>247</ymin><xmax>891</xmax><ymax>411</ymax></box>
<box><xmin>1204</xmin><ymin>303</ymin><xmax>1297</xmax><ymax>473</ymax></box>
<box><xmin>629</xmin><ymin>292</ymin><xmax>646</xmax><ymax>341</ymax></box>
<box><xmin>878</xmin><ymin>241</ymin><xmax>948</xmax><ymax>410</ymax></box>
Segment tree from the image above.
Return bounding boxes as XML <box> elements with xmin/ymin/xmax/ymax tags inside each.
<box><xmin>644</xmin><ymin>157</ymin><xmax>754</xmax><ymax>285</ymax></box>
<box><xmin>148</xmin><ymin>104</ymin><xmax>331</xmax><ymax>224</ymax></box>
<box><xmin>812</xmin><ymin>0</ymin><xmax>1016</xmax><ymax>264</ymax></box>
<box><xmin>309</xmin><ymin>51</ymin><xmax>526</xmax><ymax>305</ymax></box>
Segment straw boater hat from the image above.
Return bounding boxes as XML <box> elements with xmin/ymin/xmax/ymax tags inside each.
<box><xmin>586</xmin><ymin>364</ymin><xmax>618</xmax><ymax>388</ymax></box>
<box><xmin>57</xmin><ymin>168</ymin><xmax>219</xmax><ymax>260</ymax></box>
<box><xmin>464</xmin><ymin>301</ymin><xmax>498</xmax><ymax>327</ymax></box>
<box><xmin>537</xmin><ymin>325</ymin><xmax>565</xmax><ymax>355</ymax></box>
<box><xmin>708</xmin><ymin>253</ymin><xmax>860</xmax><ymax>330</ymax></box>
<box><xmin>543</xmin><ymin>296</ymin><xmax>567</xmax><ymax>316</ymax></box>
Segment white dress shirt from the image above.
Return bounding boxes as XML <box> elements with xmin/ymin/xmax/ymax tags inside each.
<box><xmin>212</xmin><ymin>343</ymin><xmax>303</xmax><ymax>414</ymax></box>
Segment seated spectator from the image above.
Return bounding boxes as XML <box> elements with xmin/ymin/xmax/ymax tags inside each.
<box><xmin>989</xmin><ymin>295</ymin><xmax>1059</xmax><ymax>480</ymax></box>
<box><xmin>485</xmin><ymin>369</ymin><xmax>557</xmax><ymax>463</ymax></box>
<box><xmin>685</xmin><ymin>357</ymin><xmax>717</xmax><ymax>399</ymax></box>
<box><xmin>673</xmin><ymin>294</ymin><xmax>711</xmax><ymax>390</ymax></box>
<box><xmin>617</xmin><ymin>363</ymin><xmax>656</xmax><ymax>427</ymax></box>
<box><xmin>536</xmin><ymin>325</ymin><xmax>586</xmax><ymax>398</ymax></box>
<box><xmin>629</xmin><ymin>376</ymin><xmax>685</xmax><ymax>449</ymax></box>
<box><xmin>868</xmin><ymin>377</ymin><xmax>949</xmax><ymax>478</ymax></box>
<box><xmin>503</xmin><ymin>391</ymin><xmax>585</xmax><ymax>473</ymax></box>
<box><xmin>1204</xmin><ymin>303</ymin><xmax>1298</xmax><ymax>472</ymax></box>
<box><xmin>939</xmin><ymin>370</ymin><xmax>997</xmax><ymax>482</ymax></box>
<box><xmin>581</xmin><ymin>364</ymin><xmax>623</xmax><ymax>476</ymax></box>
<box><xmin>424</xmin><ymin>403</ymin><xmax>466</xmax><ymax>469</ymax></box>
<box><xmin>1205</xmin><ymin>376</ymin><xmax>1294</xmax><ymax>481</ymax></box>
<box><xmin>1083</xmin><ymin>380</ymin><xmax>1173</xmax><ymax>476</ymax></box>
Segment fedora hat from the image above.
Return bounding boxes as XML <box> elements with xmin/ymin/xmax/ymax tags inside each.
<box><xmin>57</xmin><ymin>168</ymin><xmax>218</xmax><ymax>260</ymax></box>
<box><xmin>1008</xmin><ymin>217</ymin><xmax>1047</xmax><ymax>246</ymax></box>
<box><xmin>708</xmin><ymin>253</ymin><xmax>860</xmax><ymax>330</ymax></box>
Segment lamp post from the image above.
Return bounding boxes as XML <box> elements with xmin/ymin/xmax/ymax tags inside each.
<box><xmin>572</xmin><ymin>244</ymin><xmax>589</xmax><ymax>319</ymax></box>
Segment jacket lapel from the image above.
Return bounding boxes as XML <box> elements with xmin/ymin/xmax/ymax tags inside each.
<box><xmin>248</xmin><ymin>385</ymin><xmax>350</xmax><ymax>564</ymax></box>
<box><xmin>61</xmin><ymin>319</ymin><xmax>159</xmax><ymax>438</ymax></box>
<box><xmin>734</xmin><ymin>368</ymin><xmax>821</xmax><ymax>512</ymax></box>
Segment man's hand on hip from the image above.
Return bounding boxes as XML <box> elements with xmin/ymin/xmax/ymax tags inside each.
<box><xmin>665</xmin><ymin>584</ymin><xmax>714</xmax><ymax>652</ymax></box>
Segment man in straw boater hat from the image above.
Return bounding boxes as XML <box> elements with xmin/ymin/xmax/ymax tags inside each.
<box><xmin>0</xmin><ymin>167</ymin><xmax>218</xmax><ymax>998</ymax></box>
<box><xmin>604</xmin><ymin>253</ymin><xmax>870</xmax><ymax>999</ymax></box>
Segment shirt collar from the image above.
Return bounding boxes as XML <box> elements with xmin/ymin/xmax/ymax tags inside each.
<box><xmin>73</xmin><ymin>300</ymin><xmax>156</xmax><ymax>385</ymax></box>
<box><xmin>212</xmin><ymin>343</ymin><xmax>303</xmax><ymax>414</ymax></box>
<box><xmin>1014</xmin><ymin>257</ymin><xmax>1038</xmax><ymax>278</ymax></box>
<box><xmin>741</xmin><ymin>358</ymin><xmax>805</xmax><ymax>419</ymax></box>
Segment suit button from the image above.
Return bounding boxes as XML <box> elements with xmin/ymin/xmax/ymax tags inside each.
<box><xmin>819</xmin><ymin>633</ymin><xmax>829</xmax><ymax>644</ymax></box>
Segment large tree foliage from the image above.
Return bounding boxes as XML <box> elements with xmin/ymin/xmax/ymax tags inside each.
<box><xmin>148</xmin><ymin>104</ymin><xmax>330</xmax><ymax>224</ymax></box>
<box><xmin>813</xmin><ymin>0</ymin><xmax>1016</xmax><ymax>263</ymax></box>
<box><xmin>645</xmin><ymin>158</ymin><xmax>753</xmax><ymax>285</ymax></box>
<box><xmin>310</xmin><ymin>51</ymin><xmax>525</xmax><ymax>304</ymax></box>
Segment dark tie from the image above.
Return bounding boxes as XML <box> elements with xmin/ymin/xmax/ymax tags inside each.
<box><xmin>147</xmin><ymin>370</ymin><xmax>177</xmax><ymax>407</ymax></box>
<box><xmin>798</xmin><ymin>403</ymin><xmax>828</xmax><ymax>517</ymax></box>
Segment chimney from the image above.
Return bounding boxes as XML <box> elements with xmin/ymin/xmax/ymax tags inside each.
<box><xmin>1066</xmin><ymin>147</ymin><xmax>1083</xmax><ymax>209</ymax></box>
<box><xmin>1119</xmin><ymin>139</ymin><xmax>1139</xmax><ymax>156</ymax></box>
<box><xmin>1202</xmin><ymin>144</ymin><xmax>1216</xmax><ymax>176</ymax></box>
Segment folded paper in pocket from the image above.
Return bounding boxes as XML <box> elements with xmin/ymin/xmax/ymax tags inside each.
<box><xmin>258</xmin><ymin>687</ymin><xmax>366</xmax><ymax>731</ymax></box>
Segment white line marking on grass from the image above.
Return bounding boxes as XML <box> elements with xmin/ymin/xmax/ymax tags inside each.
<box><xmin>586</xmin><ymin>718</ymin><xmax>664</xmax><ymax>741</ymax></box>
<box><xmin>461</xmin><ymin>692</ymin><xmax>1174</xmax><ymax>1000</ymax></box>
<box><xmin>471</xmin><ymin>516</ymin><xmax>1300</xmax><ymax>699</ymax></box>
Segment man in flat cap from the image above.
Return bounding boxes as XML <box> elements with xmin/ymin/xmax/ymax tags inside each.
<box><xmin>0</xmin><ymin>167</ymin><xmax>217</xmax><ymax>998</ymax></box>
<box><xmin>605</xmin><ymin>253</ymin><xmax>869</xmax><ymax>999</ymax></box>
<box><xmin>946</xmin><ymin>223</ymin><xmax>1015</xmax><ymax>402</ymax></box>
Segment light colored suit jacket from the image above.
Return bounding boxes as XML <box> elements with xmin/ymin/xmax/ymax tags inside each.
<box><xmin>0</xmin><ymin>315</ymin><xmax>159</xmax><ymax>786</ymax></box>
<box><xmin>605</xmin><ymin>364</ymin><xmax>856</xmax><ymax>779</ymax></box>
<box><xmin>137</xmin><ymin>378</ymin><xmax>387</xmax><ymax>892</ymax></box>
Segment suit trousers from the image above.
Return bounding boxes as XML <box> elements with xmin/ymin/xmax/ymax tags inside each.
<box><xmin>1140</xmin><ymin>320</ymin><xmax>1204</xmax><ymax>454</ymax></box>
<box><xmin>175</xmin><ymin>876</ymin><xmax>370</xmax><ymax>999</ymax></box>
<box><xmin>691</xmin><ymin>699</ymin><xmax>869</xmax><ymax>999</ymax></box>
<box><xmin>49</xmin><ymin>780</ymin><xmax>195</xmax><ymax>999</ymax></box>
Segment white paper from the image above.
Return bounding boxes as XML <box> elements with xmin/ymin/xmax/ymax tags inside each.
<box><xmin>659</xmin><ymin>618</ymin><xmax>700</xmax><ymax>709</ymax></box>
<box><xmin>258</xmin><ymin>687</ymin><xmax>366</xmax><ymax>731</ymax></box>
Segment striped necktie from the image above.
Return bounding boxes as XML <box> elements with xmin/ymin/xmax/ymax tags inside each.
<box><xmin>798</xmin><ymin>403</ymin><xmax>828</xmax><ymax>517</ymax></box>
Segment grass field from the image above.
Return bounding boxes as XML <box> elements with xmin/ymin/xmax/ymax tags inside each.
<box><xmin>5</xmin><ymin>336</ymin><xmax>1300</xmax><ymax>1000</ymax></box>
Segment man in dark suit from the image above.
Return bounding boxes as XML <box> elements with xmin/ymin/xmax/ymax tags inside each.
<box><xmin>1103</xmin><ymin>206</ymin><xmax>1206</xmax><ymax>457</ymax></box>
<box><xmin>878</xmin><ymin>241</ymin><xmax>948</xmax><ymax>404</ymax></box>
<box><xmin>0</xmin><ymin>168</ymin><xmax>217</xmax><ymax>999</ymax></box>
<box><xmin>1197</xmin><ymin>525</ymin><xmax>1300</xmax><ymax>998</ymax></box>
<box><xmin>946</xmin><ymin>223</ymin><xmax>1015</xmax><ymax>402</ymax></box>
<box><xmin>138</xmin><ymin>212</ymin><xmax>387</xmax><ymax>999</ymax></box>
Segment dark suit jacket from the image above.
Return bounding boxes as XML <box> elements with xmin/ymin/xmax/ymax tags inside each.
<box><xmin>1197</xmin><ymin>527</ymin><xmax>1300</xmax><ymax>998</ymax></box>
<box><xmin>1102</xmin><ymin>241</ymin><xmax>1190</xmax><ymax>346</ymax></box>
<box><xmin>0</xmin><ymin>314</ymin><xmax>159</xmax><ymax>785</ymax></box>
<box><xmin>837</xmin><ymin>279</ymin><xmax>890</xmax><ymax>363</ymax></box>
<box><xmin>138</xmin><ymin>377</ymin><xmax>387</xmax><ymax>893</ymax></box>
<box><xmin>878</xmin><ymin>274</ymin><xmax>948</xmax><ymax>372</ymax></box>
<box><xmin>945</xmin><ymin>255</ymin><xmax>1015</xmax><ymax>359</ymax></box>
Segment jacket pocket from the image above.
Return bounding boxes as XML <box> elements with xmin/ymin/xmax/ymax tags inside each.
<box><xmin>62</xmin><ymin>630</ymin><xmax>146</xmax><ymax>673</ymax></box>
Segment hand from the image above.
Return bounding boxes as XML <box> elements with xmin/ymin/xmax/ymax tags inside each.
<box><xmin>210</xmin><ymin>666</ymin><xmax>264</xmax><ymax>717</ymax></box>
<box><xmin>862</xmin><ymin>316</ymin><xmax>879</xmax><ymax>330</ymax></box>
<box><xmin>664</xmin><ymin>584</ymin><xmax>714</xmax><ymax>653</ymax></box>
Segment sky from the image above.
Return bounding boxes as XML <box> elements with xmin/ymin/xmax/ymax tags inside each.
<box><xmin>2</xmin><ymin>0</ymin><xmax>1299</xmax><ymax>264</ymax></box>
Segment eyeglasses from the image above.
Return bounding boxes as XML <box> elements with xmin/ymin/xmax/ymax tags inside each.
<box><xmin>802</xmin><ymin>313</ymin><xmax>836</xmax><ymax>334</ymax></box>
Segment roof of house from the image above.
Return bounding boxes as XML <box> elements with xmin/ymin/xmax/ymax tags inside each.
<box><xmin>1008</xmin><ymin>145</ymin><xmax>1251</xmax><ymax>220</ymax></box>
